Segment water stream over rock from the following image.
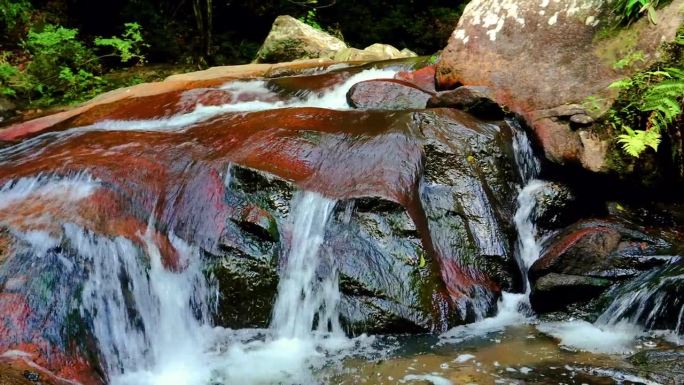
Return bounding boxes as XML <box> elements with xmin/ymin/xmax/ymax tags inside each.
<box><xmin>0</xmin><ymin>59</ymin><xmax>682</xmax><ymax>385</ymax></box>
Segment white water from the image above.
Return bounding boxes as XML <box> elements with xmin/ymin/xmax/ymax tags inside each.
<box><xmin>81</xmin><ymin>68</ymin><xmax>398</xmax><ymax>132</ymax></box>
<box><xmin>441</xmin><ymin>125</ymin><xmax>544</xmax><ymax>343</ymax></box>
<box><xmin>271</xmin><ymin>192</ymin><xmax>341</xmax><ymax>338</ymax></box>
<box><xmin>65</xmin><ymin>190</ymin><xmax>353</xmax><ymax>385</ymax></box>
<box><xmin>0</xmin><ymin>172</ymin><xmax>99</xmax><ymax>211</ymax></box>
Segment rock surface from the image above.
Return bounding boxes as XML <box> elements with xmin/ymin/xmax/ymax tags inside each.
<box><xmin>529</xmin><ymin>217</ymin><xmax>680</xmax><ymax>311</ymax></box>
<box><xmin>436</xmin><ymin>0</ymin><xmax>684</xmax><ymax>172</ymax></box>
<box><xmin>395</xmin><ymin>65</ymin><xmax>437</xmax><ymax>93</ymax></box>
<box><xmin>427</xmin><ymin>86</ymin><xmax>503</xmax><ymax>119</ymax></box>
<box><xmin>346</xmin><ymin>79</ymin><xmax>433</xmax><ymax>110</ymax></box>
<box><xmin>254</xmin><ymin>15</ymin><xmax>348</xmax><ymax>63</ymax></box>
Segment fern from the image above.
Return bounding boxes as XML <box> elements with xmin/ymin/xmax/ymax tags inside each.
<box><xmin>640</xmin><ymin>68</ymin><xmax>684</xmax><ymax>134</ymax></box>
<box><xmin>618</xmin><ymin>127</ymin><xmax>662</xmax><ymax>157</ymax></box>
<box><xmin>614</xmin><ymin>67</ymin><xmax>684</xmax><ymax>157</ymax></box>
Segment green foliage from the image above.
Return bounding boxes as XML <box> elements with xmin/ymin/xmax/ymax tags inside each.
<box><xmin>1</xmin><ymin>21</ymin><xmax>149</xmax><ymax>106</ymax></box>
<box><xmin>94</xmin><ymin>22</ymin><xmax>148</xmax><ymax>64</ymax></box>
<box><xmin>618</xmin><ymin>127</ymin><xmax>662</xmax><ymax>157</ymax></box>
<box><xmin>298</xmin><ymin>9</ymin><xmax>322</xmax><ymax>31</ymax></box>
<box><xmin>613</xmin><ymin>0</ymin><xmax>660</xmax><ymax>25</ymax></box>
<box><xmin>0</xmin><ymin>0</ymin><xmax>31</xmax><ymax>34</ymax></box>
<box><xmin>613</xmin><ymin>51</ymin><xmax>645</xmax><ymax>70</ymax></box>
<box><xmin>23</xmin><ymin>24</ymin><xmax>99</xmax><ymax>102</ymax></box>
<box><xmin>609</xmin><ymin>66</ymin><xmax>684</xmax><ymax>157</ymax></box>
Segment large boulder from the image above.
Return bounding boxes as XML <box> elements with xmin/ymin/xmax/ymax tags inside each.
<box><xmin>436</xmin><ymin>0</ymin><xmax>684</xmax><ymax>172</ymax></box>
<box><xmin>254</xmin><ymin>15</ymin><xmax>348</xmax><ymax>63</ymax></box>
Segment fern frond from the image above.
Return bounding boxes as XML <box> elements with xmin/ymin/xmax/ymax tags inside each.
<box><xmin>641</xmin><ymin>96</ymin><xmax>682</xmax><ymax>118</ymax></box>
<box><xmin>609</xmin><ymin>78</ymin><xmax>634</xmax><ymax>89</ymax></box>
<box><xmin>648</xmin><ymin>80</ymin><xmax>684</xmax><ymax>96</ymax></box>
<box><xmin>663</xmin><ymin>67</ymin><xmax>684</xmax><ymax>79</ymax></box>
<box><xmin>618</xmin><ymin>128</ymin><xmax>661</xmax><ymax>157</ymax></box>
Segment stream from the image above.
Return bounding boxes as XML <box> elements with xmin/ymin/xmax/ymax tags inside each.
<box><xmin>0</xmin><ymin>59</ymin><xmax>681</xmax><ymax>385</ymax></box>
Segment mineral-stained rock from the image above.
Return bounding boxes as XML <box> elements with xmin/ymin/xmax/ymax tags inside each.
<box><xmin>395</xmin><ymin>65</ymin><xmax>437</xmax><ymax>93</ymax></box>
<box><xmin>529</xmin><ymin>217</ymin><xmax>680</xmax><ymax>312</ymax></box>
<box><xmin>435</xmin><ymin>0</ymin><xmax>684</xmax><ymax>172</ymax></box>
<box><xmin>346</xmin><ymin>79</ymin><xmax>433</xmax><ymax>110</ymax></box>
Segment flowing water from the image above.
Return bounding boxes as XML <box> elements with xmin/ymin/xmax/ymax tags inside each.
<box><xmin>0</xmin><ymin>61</ymin><xmax>682</xmax><ymax>385</ymax></box>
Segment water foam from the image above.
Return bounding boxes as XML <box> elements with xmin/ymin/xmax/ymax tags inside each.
<box><xmin>536</xmin><ymin>320</ymin><xmax>639</xmax><ymax>354</ymax></box>
<box><xmin>83</xmin><ymin>68</ymin><xmax>397</xmax><ymax>132</ymax></box>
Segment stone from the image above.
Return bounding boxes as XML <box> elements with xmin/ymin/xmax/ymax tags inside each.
<box><xmin>395</xmin><ymin>65</ymin><xmax>437</xmax><ymax>93</ymax></box>
<box><xmin>436</xmin><ymin>0</ymin><xmax>684</xmax><ymax>172</ymax></box>
<box><xmin>529</xmin><ymin>217</ymin><xmax>679</xmax><ymax>312</ymax></box>
<box><xmin>333</xmin><ymin>44</ymin><xmax>417</xmax><ymax>62</ymax></box>
<box><xmin>570</xmin><ymin>113</ymin><xmax>594</xmax><ymax>126</ymax></box>
<box><xmin>346</xmin><ymin>79</ymin><xmax>433</xmax><ymax>110</ymax></box>
<box><xmin>531</xmin><ymin>273</ymin><xmax>612</xmax><ymax>312</ymax></box>
<box><xmin>254</xmin><ymin>15</ymin><xmax>347</xmax><ymax>63</ymax></box>
<box><xmin>427</xmin><ymin>86</ymin><xmax>503</xmax><ymax>119</ymax></box>
<box><xmin>531</xmin><ymin>181</ymin><xmax>576</xmax><ymax>230</ymax></box>
<box><xmin>629</xmin><ymin>348</ymin><xmax>684</xmax><ymax>385</ymax></box>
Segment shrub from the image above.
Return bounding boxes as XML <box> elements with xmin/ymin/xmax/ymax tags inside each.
<box><xmin>94</xmin><ymin>22</ymin><xmax>148</xmax><ymax>64</ymax></box>
<box><xmin>0</xmin><ymin>0</ymin><xmax>32</xmax><ymax>36</ymax></box>
<box><xmin>24</xmin><ymin>24</ymin><xmax>100</xmax><ymax>99</ymax></box>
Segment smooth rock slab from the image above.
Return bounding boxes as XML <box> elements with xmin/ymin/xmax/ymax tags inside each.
<box><xmin>346</xmin><ymin>79</ymin><xmax>433</xmax><ymax>110</ymax></box>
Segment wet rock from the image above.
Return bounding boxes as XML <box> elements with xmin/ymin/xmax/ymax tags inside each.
<box><xmin>436</xmin><ymin>0</ymin><xmax>684</xmax><ymax>173</ymax></box>
<box><xmin>254</xmin><ymin>15</ymin><xmax>347</xmax><ymax>63</ymax></box>
<box><xmin>531</xmin><ymin>273</ymin><xmax>611</xmax><ymax>312</ymax></box>
<box><xmin>418</xmin><ymin>109</ymin><xmax>519</xmax><ymax>320</ymax></box>
<box><xmin>328</xmin><ymin>197</ymin><xmax>445</xmax><ymax>333</ymax></box>
<box><xmin>346</xmin><ymin>79</ymin><xmax>432</xmax><ymax>110</ymax></box>
<box><xmin>212</xmin><ymin>166</ymin><xmax>292</xmax><ymax>328</ymax></box>
<box><xmin>531</xmin><ymin>181</ymin><xmax>576</xmax><ymax>230</ymax></box>
<box><xmin>426</xmin><ymin>86</ymin><xmax>503</xmax><ymax>120</ymax></box>
<box><xmin>529</xmin><ymin>218</ymin><xmax>678</xmax><ymax>311</ymax></box>
<box><xmin>394</xmin><ymin>65</ymin><xmax>437</xmax><ymax>93</ymax></box>
<box><xmin>212</xmin><ymin>166</ymin><xmax>449</xmax><ymax>332</ymax></box>
<box><xmin>629</xmin><ymin>348</ymin><xmax>684</xmax><ymax>385</ymax></box>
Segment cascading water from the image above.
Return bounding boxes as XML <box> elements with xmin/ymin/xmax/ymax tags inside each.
<box><xmin>76</xmin><ymin>70</ymin><xmax>384</xmax><ymax>384</ymax></box>
<box><xmin>440</xmin><ymin>121</ymin><xmax>545</xmax><ymax>342</ymax></box>
<box><xmin>271</xmin><ymin>191</ymin><xmax>341</xmax><ymax>339</ymax></box>
<box><xmin>81</xmin><ymin>68</ymin><xmax>398</xmax><ymax>132</ymax></box>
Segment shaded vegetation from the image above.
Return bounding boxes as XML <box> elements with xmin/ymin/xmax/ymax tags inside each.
<box><xmin>0</xmin><ymin>0</ymin><xmax>467</xmax><ymax>112</ymax></box>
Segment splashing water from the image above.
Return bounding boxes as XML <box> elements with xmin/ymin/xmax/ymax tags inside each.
<box><xmin>82</xmin><ymin>190</ymin><xmax>358</xmax><ymax>385</ymax></box>
<box><xmin>440</xmin><ymin>122</ymin><xmax>544</xmax><ymax>343</ymax></box>
<box><xmin>271</xmin><ymin>191</ymin><xmax>341</xmax><ymax>339</ymax></box>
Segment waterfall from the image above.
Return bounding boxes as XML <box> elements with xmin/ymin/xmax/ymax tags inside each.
<box><xmin>594</xmin><ymin>264</ymin><xmax>683</xmax><ymax>344</ymax></box>
<box><xmin>510</xmin><ymin>123</ymin><xmax>546</xmax><ymax>296</ymax></box>
<box><xmin>270</xmin><ymin>191</ymin><xmax>341</xmax><ymax>339</ymax></box>
<box><xmin>76</xmin><ymin>220</ymin><xmax>213</xmax><ymax>384</ymax></box>
<box><xmin>441</xmin><ymin>121</ymin><xmax>544</xmax><ymax>342</ymax></box>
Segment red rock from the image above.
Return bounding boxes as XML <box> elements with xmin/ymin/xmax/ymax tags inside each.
<box><xmin>346</xmin><ymin>79</ymin><xmax>433</xmax><ymax>110</ymax></box>
<box><xmin>436</xmin><ymin>0</ymin><xmax>684</xmax><ymax>171</ymax></box>
<box><xmin>395</xmin><ymin>65</ymin><xmax>437</xmax><ymax>93</ymax></box>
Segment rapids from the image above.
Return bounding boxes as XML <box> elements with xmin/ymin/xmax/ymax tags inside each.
<box><xmin>0</xmin><ymin>59</ymin><xmax>682</xmax><ymax>385</ymax></box>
